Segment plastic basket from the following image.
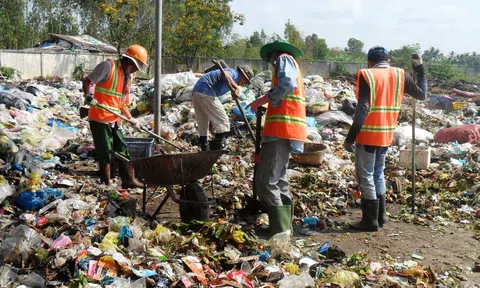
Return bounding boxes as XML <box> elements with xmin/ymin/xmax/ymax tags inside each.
<box><xmin>452</xmin><ymin>102</ymin><xmax>468</xmax><ymax>111</ymax></box>
<box><xmin>111</xmin><ymin>138</ymin><xmax>154</xmax><ymax>176</ymax></box>
<box><xmin>124</xmin><ymin>137</ymin><xmax>154</xmax><ymax>160</ymax></box>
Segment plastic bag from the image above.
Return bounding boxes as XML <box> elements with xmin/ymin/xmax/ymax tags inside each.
<box><xmin>307</xmin><ymin>128</ymin><xmax>322</xmax><ymax>143</ymax></box>
<box><xmin>39</xmin><ymin>122</ymin><xmax>77</xmax><ymax>151</ymax></box>
<box><xmin>0</xmin><ymin>176</ymin><xmax>14</xmax><ymax>202</ymax></box>
<box><xmin>306</xmin><ymin>116</ymin><xmax>317</xmax><ymax>128</ymax></box>
<box><xmin>328</xmin><ymin>270</ymin><xmax>360</xmax><ymax>287</ymax></box>
<box><xmin>305</xmin><ymin>88</ymin><xmax>325</xmax><ymax>105</ymax></box>
<box><xmin>154</xmin><ymin>225</ymin><xmax>173</xmax><ymax>245</ymax></box>
<box><xmin>49</xmin><ymin>234</ymin><xmax>72</xmax><ymax>250</ymax></box>
<box><xmin>0</xmin><ymin>224</ymin><xmax>42</xmax><ymax>265</ymax></box>
<box><xmin>433</xmin><ymin>124</ymin><xmax>480</xmax><ymax>144</ymax></box>
<box><xmin>393</xmin><ymin>126</ymin><xmax>434</xmax><ymax>146</ymax></box>
<box><xmin>315</xmin><ymin>110</ymin><xmax>353</xmax><ymax>126</ymax></box>
<box><xmin>99</xmin><ymin>232</ymin><xmax>119</xmax><ymax>251</ymax></box>
<box><xmin>232</xmin><ymin>104</ymin><xmax>256</xmax><ymax>121</ymax></box>
<box><xmin>307</xmin><ymin>102</ymin><xmax>329</xmax><ymax>114</ymax></box>
<box><xmin>18</xmin><ymin>272</ymin><xmax>45</xmax><ymax>288</ymax></box>
<box><xmin>108</xmin><ymin>216</ymin><xmax>131</xmax><ymax>232</ymax></box>
<box><xmin>278</xmin><ymin>271</ymin><xmax>315</xmax><ymax>288</ymax></box>
<box><xmin>0</xmin><ymin>266</ymin><xmax>17</xmax><ymax>288</ymax></box>
<box><xmin>16</xmin><ymin>191</ymin><xmax>48</xmax><ymax>210</ymax></box>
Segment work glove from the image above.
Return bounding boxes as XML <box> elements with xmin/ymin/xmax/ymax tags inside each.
<box><xmin>129</xmin><ymin>118</ymin><xmax>142</xmax><ymax>130</ymax></box>
<box><xmin>251</xmin><ymin>153</ymin><xmax>261</xmax><ymax>164</ymax></box>
<box><xmin>343</xmin><ymin>140</ymin><xmax>355</xmax><ymax>153</ymax></box>
<box><xmin>411</xmin><ymin>53</ymin><xmax>424</xmax><ymax>73</ymax></box>
<box><xmin>90</xmin><ymin>98</ymin><xmax>98</xmax><ymax>107</ymax></box>
<box><xmin>85</xmin><ymin>93</ymin><xmax>93</xmax><ymax>104</ymax></box>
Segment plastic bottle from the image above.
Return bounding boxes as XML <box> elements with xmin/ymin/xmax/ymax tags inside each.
<box><xmin>303</xmin><ymin>216</ymin><xmax>319</xmax><ymax>226</ymax></box>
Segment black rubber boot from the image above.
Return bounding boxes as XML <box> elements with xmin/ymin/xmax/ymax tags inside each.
<box><xmin>199</xmin><ymin>136</ymin><xmax>209</xmax><ymax>151</ymax></box>
<box><xmin>378</xmin><ymin>194</ymin><xmax>387</xmax><ymax>227</ymax></box>
<box><xmin>350</xmin><ymin>199</ymin><xmax>379</xmax><ymax>232</ymax></box>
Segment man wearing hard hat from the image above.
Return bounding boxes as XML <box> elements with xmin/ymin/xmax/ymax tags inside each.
<box><xmin>82</xmin><ymin>44</ymin><xmax>148</xmax><ymax>188</ymax></box>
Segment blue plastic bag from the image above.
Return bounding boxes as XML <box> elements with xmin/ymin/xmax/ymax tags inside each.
<box><xmin>232</xmin><ymin>104</ymin><xmax>256</xmax><ymax>121</ymax></box>
<box><xmin>16</xmin><ymin>191</ymin><xmax>48</xmax><ymax>210</ymax></box>
<box><xmin>48</xmin><ymin>119</ymin><xmax>78</xmax><ymax>132</ymax></box>
<box><xmin>306</xmin><ymin>116</ymin><xmax>317</xmax><ymax>128</ymax></box>
<box><xmin>118</xmin><ymin>226</ymin><xmax>133</xmax><ymax>246</ymax></box>
<box><xmin>16</xmin><ymin>188</ymin><xmax>63</xmax><ymax>210</ymax></box>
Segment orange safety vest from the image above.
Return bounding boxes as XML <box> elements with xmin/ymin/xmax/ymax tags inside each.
<box><xmin>262</xmin><ymin>54</ymin><xmax>307</xmax><ymax>141</ymax></box>
<box><xmin>355</xmin><ymin>67</ymin><xmax>405</xmax><ymax>146</ymax></box>
<box><xmin>88</xmin><ymin>59</ymin><xmax>131</xmax><ymax>123</ymax></box>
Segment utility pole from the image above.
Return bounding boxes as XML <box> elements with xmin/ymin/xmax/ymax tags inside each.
<box><xmin>153</xmin><ymin>0</ymin><xmax>163</xmax><ymax>137</ymax></box>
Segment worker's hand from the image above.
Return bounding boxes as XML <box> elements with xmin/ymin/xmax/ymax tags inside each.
<box><xmin>232</xmin><ymin>87</ymin><xmax>241</xmax><ymax>100</ymax></box>
<box><xmin>246</xmin><ymin>95</ymin><xmax>268</xmax><ymax>113</ymax></box>
<box><xmin>251</xmin><ymin>153</ymin><xmax>261</xmax><ymax>164</ymax></box>
<box><xmin>85</xmin><ymin>93</ymin><xmax>93</xmax><ymax>104</ymax></box>
<box><xmin>343</xmin><ymin>140</ymin><xmax>355</xmax><ymax>153</ymax></box>
<box><xmin>129</xmin><ymin>118</ymin><xmax>142</xmax><ymax>130</ymax></box>
<box><xmin>411</xmin><ymin>53</ymin><xmax>424</xmax><ymax>73</ymax></box>
<box><xmin>90</xmin><ymin>99</ymin><xmax>98</xmax><ymax>107</ymax></box>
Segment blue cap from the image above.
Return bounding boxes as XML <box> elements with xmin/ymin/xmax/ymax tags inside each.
<box><xmin>367</xmin><ymin>46</ymin><xmax>389</xmax><ymax>59</ymax></box>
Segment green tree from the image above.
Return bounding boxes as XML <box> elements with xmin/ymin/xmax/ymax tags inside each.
<box><xmin>346</xmin><ymin>38</ymin><xmax>364</xmax><ymax>55</ymax></box>
<box><xmin>304</xmin><ymin>34</ymin><xmax>328</xmax><ymax>60</ymax></box>
<box><xmin>422</xmin><ymin>46</ymin><xmax>443</xmax><ymax>62</ymax></box>
<box><xmin>0</xmin><ymin>0</ymin><xmax>27</xmax><ymax>49</ymax></box>
<box><xmin>390</xmin><ymin>44</ymin><xmax>421</xmax><ymax>71</ymax></box>
<box><xmin>284</xmin><ymin>19</ymin><xmax>304</xmax><ymax>49</ymax></box>
<box><xmin>163</xmin><ymin>0</ymin><xmax>244</xmax><ymax>68</ymax></box>
<box><xmin>249</xmin><ymin>29</ymin><xmax>267</xmax><ymax>47</ymax></box>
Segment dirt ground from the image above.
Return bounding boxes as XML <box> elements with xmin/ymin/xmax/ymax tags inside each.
<box><xmin>132</xmin><ymin>190</ymin><xmax>480</xmax><ymax>284</ymax></box>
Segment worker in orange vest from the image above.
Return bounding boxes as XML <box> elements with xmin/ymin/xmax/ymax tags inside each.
<box><xmin>82</xmin><ymin>44</ymin><xmax>148</xmax><ymax>188</ymax></box>
<box><xmin>344</xmin><ymin>47</ymin><xmax>427</xmax><ymax>231</ymax></box>
<box><xmin>248</xmin><ymin>40</ymin><xmax>306</xmax><ymax>236</ymax></box>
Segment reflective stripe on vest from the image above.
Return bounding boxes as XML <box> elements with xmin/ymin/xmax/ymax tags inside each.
<box><xmin>262</xmin><ymin>54</ymin><xmax>307</xmax><ymax>141</ymax></box>
<box><xmin>355</xmin><ymin>67</ymin><xmax>405</xmax><ymax>146</ymax></box>
<box><xmin>88</xmin><ymin>59</ymin><xmax>130</xmax><ymax>123</ymax></box>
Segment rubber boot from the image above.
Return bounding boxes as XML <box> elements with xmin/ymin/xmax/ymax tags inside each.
<box><xmin>267</xmin><ymin>205</ymin><xmax>292</xmax><ymax>236</ymax></box>
<box><xmin>118</xmin><ymin>162</ymin><xmax>143</xmax><ymax>189</ymax></box>
<box><xmin>282</xmin><ymin>199</ymin><xmax>295</xmax><ymax>232</ymax></box>
<box><xmin>378</xmin><ymin>194</ymin><xmax>387</xmax><ymax>227</ymax></box>
<box><xmin>350</xmin><ymin>199</ymin><xmax>379</xmax><ymax>232</ymax></box>
<box><xmin>99</xmin><ymin>163</ymin><xmax>112</xmax><ymax>185</ymax></box>
<box><xmin>199</xmin><ymin>136</ymin><xmax>209</xmax><ymax>152</ymax></box>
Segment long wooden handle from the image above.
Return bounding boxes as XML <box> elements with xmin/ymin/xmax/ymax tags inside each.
<box><xmin>213</xmin><ymin>60</ymin><xmax>256</xmax><ymax>143</ymax></box>
<box><xmin>93</xmin><ymin>103</ymin><xmax>183</xmax><ymax>151</ymax></box>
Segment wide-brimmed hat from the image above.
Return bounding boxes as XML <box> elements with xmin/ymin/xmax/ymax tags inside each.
<box><xmin>260</xmin><ymin>40</ymin><xmax>304</xmax><ymax>62</ymax></box>
<box><xmin>237</xmin><ymin>66</ymin><xmax>254</xmax><ymax>84</ymax></box>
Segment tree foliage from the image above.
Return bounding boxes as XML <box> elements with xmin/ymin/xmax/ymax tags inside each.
<box><xmin>163</xmin><ymin>0</ymin><xmax>244</xmax><ymax>68</ymax></box>
<box><xmin>346</xmin><ymin>38</ymin><xmax>364</xmax><ymax>56</ymax></box>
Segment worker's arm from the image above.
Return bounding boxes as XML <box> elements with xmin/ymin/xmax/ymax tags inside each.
<box><xmin>404</xmin><ymin>55</ymin><xmax>427</xmax><ymax>100</ymax></box>
<box><xmin>268</xmin><ymin>55</ymin><xmax>298</xmax><ymax>107</ymax></box>
<box><xmin>220</xmin><ymin>69</ymin><xmax>241</xmax><ymax>98</ymax></box>
<box><xmin>82</xmin><ymin>78</ymin><xmax>94</xmax><ymax>103</ymax></box>
<box><xmin>247</xmin><ymin>55</ymin><xmax>298</xmax><ymax>112</ymax></box>
<box><xmin>344</xmin><ymin>75</ymin><xmax>370</xmax><ymax>150</ymax></box>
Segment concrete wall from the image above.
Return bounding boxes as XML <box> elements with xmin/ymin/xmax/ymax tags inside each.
<box><xmin>0</xmin><ymin>50</ymin><xmax>117</xmax><ymax>80</ymax></box>
<box><xmin>1</xmin><ymin>50</ymin><xmax>479</xmax><ymax>80</ymax></box>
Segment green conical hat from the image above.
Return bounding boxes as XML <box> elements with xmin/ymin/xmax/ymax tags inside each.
<box><xmin>260</xmin><ymin>40</ymin><xmax>304</xmax><ymax>62</ymax></box>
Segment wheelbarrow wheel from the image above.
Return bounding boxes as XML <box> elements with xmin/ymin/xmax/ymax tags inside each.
<box><xmin>179</xmin><ymin>181</ymin><xmax>210</xmax><ymax>222</ymax></box>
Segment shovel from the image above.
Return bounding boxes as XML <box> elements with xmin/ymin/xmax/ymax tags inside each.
<box><xmin>91</xmin><ymin>102</ymin><xmax>183</xmax><ymax>151</ymax></box>
<box><xmin>212</xmin><ymin>60</ymin><xmax>256</xmax><ymax>144</ymax></box>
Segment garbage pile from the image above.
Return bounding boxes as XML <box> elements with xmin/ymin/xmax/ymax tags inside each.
<box><xmin>0</xmin><ymin>70</ymin><xmax>478</xmax><ymax>287</ymax></box>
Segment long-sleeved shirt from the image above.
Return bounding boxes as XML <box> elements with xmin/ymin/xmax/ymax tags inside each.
<box><xmin>263</xmin><ymin>55</ymin><xmax>304</xmax><ymax>153</ymax></box>
<box><xmin>192</xmin><ymin>68</ymin><xmax>240</xmax><ymax>97</ymax></box>
<box><xmin>345</xmin><ymin>62</ymin><xmax>428</xmax><ymax>144</ymax></box>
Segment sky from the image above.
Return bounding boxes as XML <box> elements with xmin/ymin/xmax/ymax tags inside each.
<box><xmin>230</xmin><ymin>0</ymin><xmax>479</xmax><ymax>54</ymax></box>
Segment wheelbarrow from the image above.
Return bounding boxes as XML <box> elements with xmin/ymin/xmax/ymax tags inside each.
<box><xmin>112</xmin><ymin>150</ymin><xmax>225</xmax><ymax>221</ymax></box>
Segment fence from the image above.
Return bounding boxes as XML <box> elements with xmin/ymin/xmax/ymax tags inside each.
<box><xmin>1</xmin><ymin>49</ymin><xmax>480</xmax><ymax>80</ymax></box>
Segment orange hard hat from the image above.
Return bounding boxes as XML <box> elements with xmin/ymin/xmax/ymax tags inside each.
<box><xmin>122</xmin><ymin>44</ymin><xmax>148</xmax><ymax>72</ymax></box>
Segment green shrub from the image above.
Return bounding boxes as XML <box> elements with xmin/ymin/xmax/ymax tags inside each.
<box><xmin>0</xmin><ymin>66</ymin><xmax>21</xmax><ymax>79</ymax></box>
<box><xmin>331</xmin><ymin>63</ymin><xmax>350</xmax><ymax>78</ymax></box>
<box><xmin>72</xmin><ymin>63</ymin><xmax>85</xmax><ymax>81</ymax></box>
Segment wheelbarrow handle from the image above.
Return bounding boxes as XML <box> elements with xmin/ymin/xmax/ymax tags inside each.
<box><xmin>212</xmin><ymin>60</ymin><xmax>256</xmax><ymax>144</ymax></box>
<box><xmin>92</xmin><ymin>103</ymin><xmax>184</xmax><ymax>151</ymax></box>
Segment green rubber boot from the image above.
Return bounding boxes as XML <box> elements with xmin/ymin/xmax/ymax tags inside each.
<box><xmin>267</xmin><ymin>205</ymin><xmax>292</xmax><ymax>236</ymax></box>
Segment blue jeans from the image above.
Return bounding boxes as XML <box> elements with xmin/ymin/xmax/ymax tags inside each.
<box><xmin>355</xmin><ymin>144</ymin><xmax>388</xmax><ymax>200</ymax></box>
